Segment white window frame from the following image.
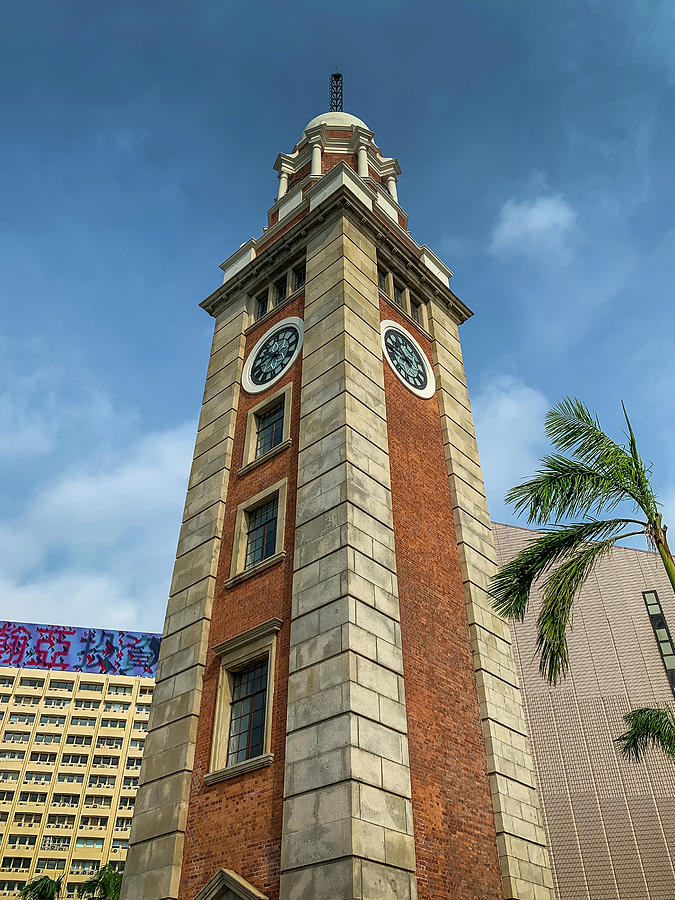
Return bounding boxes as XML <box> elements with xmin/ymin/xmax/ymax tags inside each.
<box><xmin>205</xmin><ymin>618</ymin><xmax>282</xmax><ymax>785</ymax></box>
<box><xmin>238</xmin><ymin>383</ymin><xmax>293</xmax><ymax>476</ymax></box>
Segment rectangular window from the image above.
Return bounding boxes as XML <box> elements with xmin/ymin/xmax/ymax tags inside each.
<box><xmin>293</xmin><ymin>263</ymin><xmax>306</xmax><ymax>290</ymax></box>
<box><xmin>226</xmin><ymin>659</ymin><xmax>268</xmax><ymax>766</ymax></box>
<box><xmin>207</xmin><ymin>618</ymin><xmax>280</xmax><ymax>782</ymax></box>
<box><xmin>255</xmin><ymin>290</ymin><xmax>269</xmax><ymax>320</ymax></box>
<box><xmin>0</xmin><ymin>678</ymin><xmax>13</xmax><ymax>688</ymax></box>
<box><xmin>9</xmin><ymin>713</ymin><xmax>34</xmax><ymax>725</ymax></box>
<box><xmin>0</xmin><ymin>751</ymin><xmax>24</xmax><ymax>761</ymax></box>
<box><xmin>8</xmin><ymin>835</ymin><xmax>36</xmax><ymax>848</ymax></box>
<box><xmin>39</xmin><ymin>715</ymin><xmax>65</xmax><ymax>726</ymax></box>
<box><xmin>378</xmin><ymin>269</ymin><xmax>388</xmax><ymax>293</ymax></box>
<box><xmin>274</xmin><ymin>276</ymin><xmax>287</xmax><ymax>306</ymax></box>
<box><xmin>30</xmin><ymin>752</ymin><xmax>56</xmax><ymax>765</ymax></box>
<box><xmin>101</xmin><ymin>718</ymin><xmax>126</xmax><ymax>728</ymax></box>
<box><xmin>76</xmin><ymin>837</ymin><xmax>104</xmax><ymax>849</ymax></box>
<box><xmin>70</xmin><ymin>716</ymin><xmax>95</xmax><ymax>727</ymax></box>
<box><xmin>255</xmin><ymin>402</ymin><xmax>284</xmax><ymax>458</ymax></box>
<box><xmin>75</xmin><ymin>699</ymin><xmax>100</xmax><ymax>710</ymax></box>
<box><xmin>57</xmin><ymin>773</ymin><xmax>83</xmax><ymax>784</ymax></box>
<box><xmin>23</xmin><ymin>772</ymin><xmax>50</xmax><ymax>783</ymax></box>
<box><xmin>410</xmin><ymin>299</ymin><xmax>422</xmax><ymax>324</ymax></box>
<box><xmin>66</xmin><ymin>734</ymin><xmax>91</xmax><ymax>746</ymax></box>
<box><xmin>107</xmin><ymin>685</ymin><xmax>132</xmax><ymax>696</ymax></box>
<box><xmin>103</xmin><ymin>703</ymin><xmax>129</xmax><ymax>713</ymax></box>
<box><xmin>393</xmin><ymin>282</ymin><xmax>404</xmax><ymax>308</ymax></box>
<box><xmin>36</xmin><ymin>858</ymin><xmax>66</xmax><ymax>872</ymax></box>
<box><xmin>49</xmin><ymin>680</ymin><xmax>73</xmax><ymax>692</ymax></box>
<box><xmin>644</xmin><ymin>590</ymin><xmax>675</xmax><ymax>694</ymax></box>
<box><xmin>96</xmin><ymin>737</ymin><xmax>123</xmax><ymax>749</ymax></box>
<box><xmin>61</xmin><ymin>754</ymin><xmax>87</xmax><ymax>766</ymax></box>
<box><xmin>125</xmin><ymin>757</ymin><xmax>142</xmax><ymax>769</ymax></box>
<box><xmin>245</xmin><ymin>498</ymin><xmax>279</xmax><ymax>569</ymax></box>
<box><xmin>88</xmin><ymin>775</ymin><xmax>115</xmax><ymax>788</ymax></box>
<box><xmin>44</xmin><ymin>697</ymin><xmax>70</xmax><ymax>708</ymax></box>
<box><xmin>79</xmin><ymin>683</ymin><xmax>103</xmax><ymax>692</ymax></box>
<box><xmin>40</xmin><ymin>835</ymin><xmax>69</xmax><ymax>851</ymax></box>
<box><xmin>115</xmin><ymin>817</ymin><xmax>132</xmax><ymax>830</ymax></box>
<box><xmin>19</xmin><ymin>678</ymin><xmax>43</xmax><ymax>689</ymax></box>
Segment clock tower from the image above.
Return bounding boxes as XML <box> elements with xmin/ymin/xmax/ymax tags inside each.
<box><xmin>121</xmin><ymin>110</ymin><xmax>554</xmax><ymax>900</ymax></box>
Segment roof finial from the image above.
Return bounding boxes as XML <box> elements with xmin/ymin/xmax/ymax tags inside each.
<box><xmin>329</xmin><ymin>71</ymin><xmax>343</xmax><ymax>112</ymax></box>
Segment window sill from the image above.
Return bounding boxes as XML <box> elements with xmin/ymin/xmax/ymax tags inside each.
<box><xmin>238</xmin><ymin>439</ymin><xmax>292</xmax><ymax>477</ymax></box>
<box><xmin>225</xmin><ymin>550</ymin><xmax>286</xmax><ymax>589</ymax></box>
<box><xmin>204</xmin><ymin>752</ymin><xmax>274</xmax><ymax>785</ymax></box>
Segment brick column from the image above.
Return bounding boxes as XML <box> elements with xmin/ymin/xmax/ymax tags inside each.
<box><xmin>279</xmin><ymin>213</ymin><xmax>417</xmax><ymax>900</ymax></box>
<box><xmin>427</xmin><ymin>300</ymin><xmax>555</xmax><ymax>900</ymax></box>
<box><xmin>121</xmin><ymin>297</ymin><xmax>247</xmax><ymax>900</ymax></box>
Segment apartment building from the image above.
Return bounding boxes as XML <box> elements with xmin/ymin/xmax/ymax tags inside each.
<box><xmin>0</xmin><ymin>621</ymin><xmax>159</xmax><ymax>897</ymax></box>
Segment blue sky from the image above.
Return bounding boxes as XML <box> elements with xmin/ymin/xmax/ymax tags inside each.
<box><xmin>1</xmin><ymin>1</ymin><xmax>674</xmax><ymax>631</ymax></box>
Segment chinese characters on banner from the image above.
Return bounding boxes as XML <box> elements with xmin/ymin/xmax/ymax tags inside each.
<box><xmin>0</xmin><ymin>622</ymin><xmax>160</xmax><ymax>676</ymax></box>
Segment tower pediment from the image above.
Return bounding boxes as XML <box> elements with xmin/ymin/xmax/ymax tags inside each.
<box><xmin>192</xmin><ymin>868</ymin><xmax>267</xmax><ymax>900</ymax></box>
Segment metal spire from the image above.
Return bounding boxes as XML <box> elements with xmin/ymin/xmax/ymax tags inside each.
<box><xmin>329</xmin><ymin>72</ymin><xmax>343</xmax><ymax>112</ymax></box>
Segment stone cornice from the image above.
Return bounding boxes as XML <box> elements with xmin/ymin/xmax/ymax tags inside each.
<box><xmin>202</xmin><ymin>168</ymin><xmax>471</xmax><ymax>324</ymax></box>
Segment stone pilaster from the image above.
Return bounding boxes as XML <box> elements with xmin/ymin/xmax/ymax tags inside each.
<box><xmin>279</xmin><ymin>214</ymin><xmax>417</xmax><ymax>900</ymax></box>
<box><xmin>427</xmin><ymin>299</ymin><xmax>554</xmax><ymax>900</ymax></box>
<box><xmin>120</xmin><ymin>297</ymin><xmax>247</xmax><ymax>900</ymax></box>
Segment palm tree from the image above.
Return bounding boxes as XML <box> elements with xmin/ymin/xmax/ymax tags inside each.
<box><xmin>19</xmin><ymin>875</ymin><xmax>64</xmax><ymax>899</ymax></box>
<box><xmin>77</xmin><ymin>864</ymin><xmax>123</xmax><ymax>900</ymax></box>
<box><xmin>490</xmin><ymin>396</ymin><xmax>675</xmax><ymax>760</ymax></box>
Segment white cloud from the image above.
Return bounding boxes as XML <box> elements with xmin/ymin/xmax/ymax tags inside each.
<box><xmin>0</xmin><ymin>423</ymin><xmax>194</xmax><ymax>633</ymax></box>
<box><xmin>0</xmin><ymin>336</ymin><xmax>195</xmax><ymax>633</ymax></box>
<box><xmin>490</xmin><ymin>192</ymin><xmax>576</xmax><ymax>256</ymax></box>
<box><xmin>472</xmin><ymin>375</ymin><xmax>549</xmax><ymax>522</ymax></box>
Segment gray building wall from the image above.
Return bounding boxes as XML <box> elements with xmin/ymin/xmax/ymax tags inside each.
<box><xmin>493</xmin><ymin>523</ymin><xmax>675</xmax><ymax>900</ymax></box>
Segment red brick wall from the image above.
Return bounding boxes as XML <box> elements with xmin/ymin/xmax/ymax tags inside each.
<box><xmin>177</xmin><ymin>296</ymin><xmax>304</xmax><ymax>900</ymax></box>
<box><xmin>380</xmin><ymin>299</ymin><xmax>503</xmax><ymax>899</ymax></box>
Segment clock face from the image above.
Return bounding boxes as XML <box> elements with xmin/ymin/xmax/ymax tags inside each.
<box><xmin>381</xmin><ymin>321</ymin><xmax>435</xmax><ymax>399</ymax></box>
<box><xmin>242</xmin><ymin>317</ymin><xmax>304</xmax><ymax>394</ymax></box>
<box><xmin>250</xmin><ymin>326</ymin><xmax>300</xmax><ymax>386</ymax></box>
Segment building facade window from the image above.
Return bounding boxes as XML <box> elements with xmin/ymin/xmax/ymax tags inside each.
<box><xmin>226</xmin><ymin>659</ymin><xmax>268</xmax><ymax>767</ymax></box>
<box><xmin>245</xmin><ymin>498</ymin><xmax>279</xmax><ymax>569</ymax></box>
<box><xmin>240</xmin><ymin>384</ymin><xmax>293</xmax><ymax>474</ymax></box>
<box><xmin>255</xmin><ymin>402</ymin><xmax>284</xmax><ymax>458</ymax></box>
<box><xmin>206</xmin><ymin>618</ymin><xmax>281</xmax><ymax>783</ymax></box>
<box><xmin>228</xmin><ymin>479</ymin><xmax>288</xmax><ymax>584</ymax></box>
<box><xmin>643</xmin><ymin>590</ymin><xmax>675</xmax><ymax>694</ymax></box>
<box><xmin>251</xmin><ymin>257</ymin><xmax>307</xmax><ymax>321</ymax></box>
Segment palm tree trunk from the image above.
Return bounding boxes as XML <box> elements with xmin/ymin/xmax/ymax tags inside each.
<box><xmin>655</xmin><ymin>527</ymin><xmax>675</xmax><ymax>595</ymax></box>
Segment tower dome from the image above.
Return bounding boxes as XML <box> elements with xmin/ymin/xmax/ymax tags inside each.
<box><xmin>302</xmin><ymin>110</ymin><xmax>369</xmax><ymax>136</ymax></box>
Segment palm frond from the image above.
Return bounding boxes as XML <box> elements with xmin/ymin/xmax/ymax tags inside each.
<box><xmin>536</xmin><ymin>536</ymin><xmax>616</xmax><ymax>683</ymax></box>
<box><xmin>490</xmin><ymin>518</ymin><xmax>631</xmax><ymax>622</ymax></box>
<box><xmin>544</xmin><ymin>397</ymin><xmax>656</xmax><ymax>518</ymax></box>
<box><xmin>616</xmin><ymin>707</ymin><xmax>675</xmax><ymax>761</ymax></box>
<box><xmin>77</xmin><ymin>863</ymin><xmax>123</xmax><ymax>900</ymax></box>
<box><xmin>622</xmin><ymin>403</ymin><xmax>659</xmax><ymax>523</ymax></box>
<box><xmin>19</xmin><ymin>875</ymin><xmax>64</xmax><ymax>900</ymax></box>
<box><xmin>505</xmin><ymin>454</ymin><xmax>638</xmax><ymax>525</ymax></box>
<box><xmin>546</xmin><ymin>397</ymin><xmax>631</xmax><ymax>469</ymax></box>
